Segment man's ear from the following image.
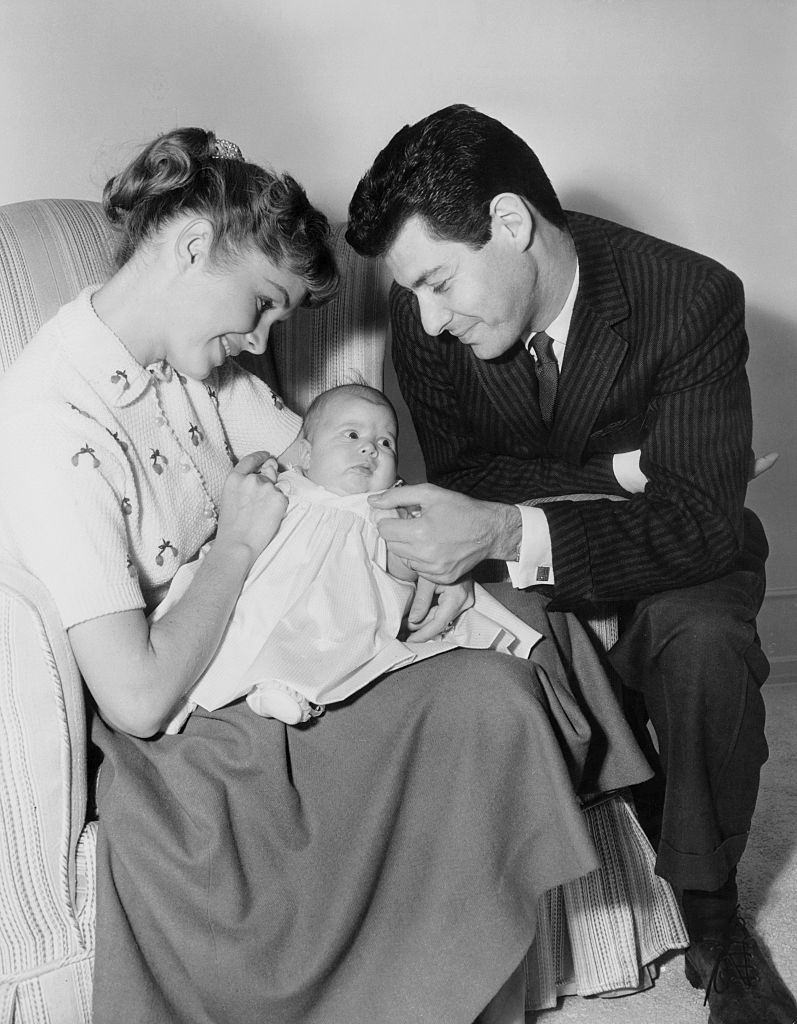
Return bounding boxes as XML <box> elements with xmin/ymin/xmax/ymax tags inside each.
<box><xmin>489</xmin><ymin>193</ymin><xmax>534</xmax><ymax>252</ymax></box>
<box><xmin>176</xmin><ymin>217</ymin><xmax>215</xmax><ymax>272</ymax></box>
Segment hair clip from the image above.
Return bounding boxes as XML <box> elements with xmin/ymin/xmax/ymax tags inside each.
<box><xmin>211</xmin><ymin>138</ymin><xmax>245</xmax><ymax>162</ymax></box>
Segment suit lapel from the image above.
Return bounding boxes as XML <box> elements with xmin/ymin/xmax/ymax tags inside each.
<box><xmin>549</xmin><ymin>305</ymin><xmax>628</xmax><ymax>456</ymax></box>
<box><xmin>460</xmin><ymin>213</ymin><xmax>631</xmax><ymax>456</ymax></box>
<box><xmin>547</xmin><ymin>213</ymin><xmax>631</xmax><ymax>457</ymax></box>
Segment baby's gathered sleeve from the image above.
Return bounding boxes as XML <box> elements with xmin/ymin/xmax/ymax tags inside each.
<box><xmin>367</xmin><ymin>505</ymin><xmax>403</xmax><ymax>573</ymax></box>
<box><xmin>213</xmin><ymin>361</ymin><xmax>301</xmax><ymax>463</ymax></box>
<box><xmin>0</xmin><ymin>402</ymin><xmax>144</xmax><ymax>629</ymax></box>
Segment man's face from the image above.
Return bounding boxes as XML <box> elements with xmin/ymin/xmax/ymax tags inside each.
<box><xmin>385</xmin><ymin>214</ymin><xmax>540</xmax><ymax>360</ymax></box>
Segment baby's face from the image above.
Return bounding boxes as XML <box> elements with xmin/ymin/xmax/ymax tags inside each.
<box><xmin>301</xmin><ymin>393</ymin><xmax>398</xmax><ymax>495</ymax></box>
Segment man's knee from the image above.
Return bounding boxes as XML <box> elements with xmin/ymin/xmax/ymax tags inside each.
<box><xmin>626</xmin><ymin>585</ymin><xmax>757</xmax><ymax>663</ymax></box>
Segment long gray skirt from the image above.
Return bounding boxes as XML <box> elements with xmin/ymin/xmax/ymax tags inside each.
<box><xmin>91</xmin><ymin>589</ymin><xmax>650</xmax><ymax>1024</ymax></box>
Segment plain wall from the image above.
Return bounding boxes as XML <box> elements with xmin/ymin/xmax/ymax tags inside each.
<box><xmin>2</xmin><ymin>0</ymin><xmax>795</xmax><ymax>620</ymax></box>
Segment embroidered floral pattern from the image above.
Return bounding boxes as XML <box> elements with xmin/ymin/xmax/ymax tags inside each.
<box><xmin>71</xmin><ymin>444</ymin><xmax>100</xmax><ymax>468</ymax></box>
<box><xmin>121</xmin><ymin>497</ymin><xmax>133</xmax><ymax>516</ymax></box>
<box><xmin>149</xmin><ymin>448</ymin><xmax>167</xmax><ymax>475</ymax></box>
<box><xmin>188</xmin><ymin>423</ymin><xmax>203</xmax><ymax>447</ymax></box>
<box><xmin>155</xmin><ymin>539</ymin><xmax>178</xmax><ymax>566</ymax></box>
<box><xmin>110</xmin><ymin>369</ymin><xmax>129</xmax><ymax>390</ymax></box>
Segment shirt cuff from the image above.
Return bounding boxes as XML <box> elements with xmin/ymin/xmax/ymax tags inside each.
<box><xmin>613</xmin><ymin>449</ymin><xmax>647</xmax><ymax>493</ymax></box>
<box><xmin>506</xmin><ymin>504</ymin><xmax>555</xmax><ymax>589</ymax></box>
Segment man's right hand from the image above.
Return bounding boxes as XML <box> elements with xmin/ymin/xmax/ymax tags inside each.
<box><xmin>368</xmin><ymin>482</ymin><xmax>521</xmax><ymax>584</ymax></box>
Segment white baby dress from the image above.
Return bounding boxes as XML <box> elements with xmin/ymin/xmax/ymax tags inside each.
<box><xmin>156</xmin><ymin>470</ymin><xmax>540</xmax><ymax>729</ymax></box>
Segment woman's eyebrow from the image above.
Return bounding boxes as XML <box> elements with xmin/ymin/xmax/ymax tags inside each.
<box><xmin>265</xmin><ymin>279</ymin><xmax>291</xmax><ymax>305</ymax></box>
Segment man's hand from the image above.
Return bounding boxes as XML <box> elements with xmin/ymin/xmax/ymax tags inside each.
<box><xmin>404</xmin><ymin>576</ymin><xmax>475</xmax><ymax>642</ymax></box>
<box><xmin>368</xmin><ymin>483</ymin><xmax>521</xmax><ymax>584</ymax></box>
<box><xmin>618</xmin><ymin>448</ymin><xmax>777</xmax><ymax>494</ymax></box>
<box><xmin>750</xmin><ymin>451</ymin><xmax>779</xmax><ymax>480</ymax></box>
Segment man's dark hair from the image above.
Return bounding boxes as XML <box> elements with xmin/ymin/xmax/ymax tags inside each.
<box><xmin>346</xmin><ymin>104</ymin><xmax>566</xmax><ymax>258</ymax></box>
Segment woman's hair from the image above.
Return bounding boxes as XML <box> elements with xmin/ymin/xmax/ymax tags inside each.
<box><xmin>300</xmin><ymin>382</ymin><xmax>397</xmax><ymax>442</ymax></box>
<box><xmin>346</xmin><ymin>104</ymin><xmax>566</xmax><ymax>258</ymax></box>
<box><xmin>103</xmin><ymin>127</ymin><xmax>338</xmax><ymax>307</ymax></box>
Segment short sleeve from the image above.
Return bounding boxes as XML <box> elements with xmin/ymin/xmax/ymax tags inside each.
<box><xmin>0</xmin><ymin>404</ymin><xmax>145</xmax><ymax>628</ymax></box>
<box><xmin>214</xmin><ymin>361</ymin><xmax>301</xmax><ymax>461</ymax></box>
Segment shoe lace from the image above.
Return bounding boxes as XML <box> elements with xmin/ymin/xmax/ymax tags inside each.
<box><xmin>703</xmin><ymin>911</ymin><xmax>761</xmax><ymax>1006</ymax></box>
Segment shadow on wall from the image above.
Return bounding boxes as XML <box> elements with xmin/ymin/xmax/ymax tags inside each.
<box><xmin>743</xmin><ymin>305</ymin><xmax>797</xmax><ymax>595</ymax></box>
<box><xmin>561</xmin><ymin>189</ymin><xmax>655</xmax><ymax>236</ymax></box>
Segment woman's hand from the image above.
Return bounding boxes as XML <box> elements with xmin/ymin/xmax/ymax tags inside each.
<box><xmin>404</xmin><ymin>576</ymin><xmax>475</xmax><ymax>643</ymax></box>
<box><xmin>71</xmin><ymin>453</ymin><xmax>289</xmax><ymax>738</ymax></box>
<box><xmin>216</xmin><ymin>451</ymin><xmax>288</xmax><ymax>564</ymax></box>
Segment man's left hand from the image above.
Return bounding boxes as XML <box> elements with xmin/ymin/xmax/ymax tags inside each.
<box><xmin>404</xmin><ymin>575</ymin><xmax>475</xmax><ymax>642</ymax></box>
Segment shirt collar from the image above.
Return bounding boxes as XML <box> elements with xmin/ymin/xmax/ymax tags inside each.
<box><xmin>526</xmin><ymin>259</ymin><xmax>580</xmax><ymax>349</ymax></box>
<box><xmin>59</xmin><ymin>287</ymin><xmax>173</xmax><ymax>407</ymax></box>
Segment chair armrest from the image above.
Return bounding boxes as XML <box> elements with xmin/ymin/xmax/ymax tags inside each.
<box><xmin>0</xmin><ymin>559</ymin><xmax>91</xmax><ymax>973</ymax></box>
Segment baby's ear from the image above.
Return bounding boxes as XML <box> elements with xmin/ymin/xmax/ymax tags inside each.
<box><xmin>297</xmin><ymin>437</ymin><xmax>312</xmax><ymax>470</ymax></box>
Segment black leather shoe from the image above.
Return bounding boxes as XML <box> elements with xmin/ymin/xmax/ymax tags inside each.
<box><xmin>685</xmin><ymin>912</ymin><xmax>797</xmax><ymax>1024</ymax></box>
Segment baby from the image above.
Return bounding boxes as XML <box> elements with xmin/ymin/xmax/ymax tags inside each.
<box><xmin>158</xmin><ymin>384</ymin><xmax>539</xmax><ymax>730</ymax></box>
<box><xmin>290</xmin><ymin>381</ymin><xmax>416</xmax><ymax>582</ymax></box>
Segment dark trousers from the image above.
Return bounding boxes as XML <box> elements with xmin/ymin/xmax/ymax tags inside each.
<box><xmin>609</xmin><ymin>508</ymin><xmax>770</xmax><ymax>893</ymax></box>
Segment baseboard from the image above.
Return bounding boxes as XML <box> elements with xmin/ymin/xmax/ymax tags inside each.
<box><xmin>759</xmin><ymin>589</ymin><xmax>797</xmax><ymax>684</ymax></box>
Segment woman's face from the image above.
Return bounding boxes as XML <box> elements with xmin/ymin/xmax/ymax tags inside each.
<box><xmin>300</xmin><ymin>392</ymin><xmax>399</xmax><ymax>496</ymax></box>
<box><xmin>167</xmin><ymin>247</ymin><xmax>307</xmax><ymax>380</ymax></box>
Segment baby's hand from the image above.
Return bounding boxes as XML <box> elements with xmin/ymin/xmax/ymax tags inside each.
<box><xmin>258</xmin><ymin>456</ymin><xmax>280</xmax><ymax>484</ymax></box>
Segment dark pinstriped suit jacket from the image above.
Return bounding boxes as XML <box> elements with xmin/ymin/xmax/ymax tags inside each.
<box><xmin>390</xmin><ymin>212</ymin><xmax>756</xmax><ymax>607</ymax></box>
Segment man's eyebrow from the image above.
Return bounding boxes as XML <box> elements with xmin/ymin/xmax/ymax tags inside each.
<box><xmin>411</xmin><ymin>265</ymin><xmax>445</xmax><ymax>290</ymax></box>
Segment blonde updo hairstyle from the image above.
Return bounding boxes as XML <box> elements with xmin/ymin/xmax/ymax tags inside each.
<box><xmin>102</xmin><ymin>127</ymin><xmax>338</xmax><ymax>307</ymax></box>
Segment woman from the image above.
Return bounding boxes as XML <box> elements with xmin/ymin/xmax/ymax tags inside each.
<box><xmin>0</xmin><ymin>129</ymin><xmax>649</xmax><ymax>1023</ymax></box>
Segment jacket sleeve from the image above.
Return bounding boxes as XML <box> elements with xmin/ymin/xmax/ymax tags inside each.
<box><xmin>390</xmin><ymin>285</ymin><xmax>626</xmax><ymax>502</ymax></box>
<box><xmin>544</xmin><ymin>265</ymin><xmax>752</xmax><ymax>604</ymax></box>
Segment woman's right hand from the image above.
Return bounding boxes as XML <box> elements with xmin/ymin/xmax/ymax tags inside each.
<box><xmin>216</xmin><ymin>451</ymin><xmax>288</xmax><ymax>564</ymax></box>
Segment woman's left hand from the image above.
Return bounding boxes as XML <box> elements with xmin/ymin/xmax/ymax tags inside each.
<box><xmin>404</xmin><ymin>576</ymin><xmax>475</xmax><ymax>643</ymax></box>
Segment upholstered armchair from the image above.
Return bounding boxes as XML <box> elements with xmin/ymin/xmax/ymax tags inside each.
<box><xmin>0</xmin><ymin>199</ymin><xmax>685</xmax><ymax>1024</ymax></box>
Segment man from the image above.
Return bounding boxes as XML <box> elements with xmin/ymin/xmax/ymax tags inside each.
<box><xmin>346</xmin><ymin>104</ymin><xmax>794</xmax><ymax>1024</ymax></box>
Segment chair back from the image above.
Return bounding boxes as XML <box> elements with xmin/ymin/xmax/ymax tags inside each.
<box><xmin>0</xmin><ymin>199</ymin><xmax>390</xmax><ymax>407</ymax></box>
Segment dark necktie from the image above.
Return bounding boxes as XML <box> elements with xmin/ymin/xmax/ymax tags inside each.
<box><xmin>530</xmin><ymin>331</ymin><xmax>558</xmax><ymax>426</ymax></box>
